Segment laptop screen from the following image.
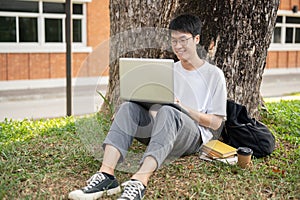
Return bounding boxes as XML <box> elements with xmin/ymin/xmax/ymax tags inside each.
<box><xmin>119</xmin><ymin>58</ymin><xmax>175</xmax><ymax>103</ymax></box>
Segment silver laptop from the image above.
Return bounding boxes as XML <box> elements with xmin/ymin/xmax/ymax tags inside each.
<box><xmin>119</xmin><ymin>57</ymin><xmax>191</xmax><ymax>116</ymax></box>
<box><xmin>119</xmin><ymin>57</ymin><xmax>175</xmax><ymax>103</ymax></box>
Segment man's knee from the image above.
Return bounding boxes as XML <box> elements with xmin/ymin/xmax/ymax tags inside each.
<box><xmin>157</xmin><ymin>105</ymin><xmax>178</xmax><ymax>116</ymax></box>
<box><xmin>118</xmin><ymin>101</ymin><xmax>141</xmax><ymax>114</ymax></box>
<box><xmin>155</xmin><ymin>105</ymin><xmax>181</xmax><ymax>130</ymax></box>
<box><xmin>120</xmin><ymin>101</ymin><xmax>136</xmax><ymax>109</ymax></box>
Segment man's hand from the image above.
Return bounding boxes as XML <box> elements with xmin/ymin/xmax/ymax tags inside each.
<box><xmin>175</xmin><ymin>98</ymin><xmax>223</xmax><ymax>130</ymax></box>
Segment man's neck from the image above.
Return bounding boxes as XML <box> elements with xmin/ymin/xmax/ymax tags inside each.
<box><xmin>181</xmin><ymin>57</ymin><xmax>204</xmax><ymax>71</ymax></box>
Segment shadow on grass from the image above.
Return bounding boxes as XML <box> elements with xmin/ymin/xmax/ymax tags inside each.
<box><xmin>0</xmin><ymin>100</ymin><xmax>299</xmax><ymax>199</ymax></box>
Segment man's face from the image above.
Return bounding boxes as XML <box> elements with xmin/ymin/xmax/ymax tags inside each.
<box><xmin>171</xmin><ymin>31</ymin><xmax>199</xmax><ymax>61</ymax></box>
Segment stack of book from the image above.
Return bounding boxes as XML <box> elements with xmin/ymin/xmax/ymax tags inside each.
<box><xmin>201</xmin><ymin>140</ymin><xmax>237</xmax><ymax>159</ymax></box>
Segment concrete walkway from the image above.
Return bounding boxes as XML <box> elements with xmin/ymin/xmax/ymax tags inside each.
<box><xmin>261</xmin><ymin>69</ymin><xmax>300</xmax><ymax>97</ymax></box>
<box><xmin>0</xmin><ymin>77</ymin><xmax>109</xmax><ymax>121</ymax></box>
<box><xmin>0</xmin><ymin>70</ymin><xmax>299</xmax><ymax>121</ymax></box>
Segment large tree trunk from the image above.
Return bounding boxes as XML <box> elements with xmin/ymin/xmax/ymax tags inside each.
<box><xmin>104</xmin><ymin>0</ymin><xmax>279</xmax><ymax>118</ymax></box>
<box><xmin>218</xmin><ymin>0</ymin><xmax>279</xmax><ymax>118</ymax></box>
<box><xmin>103</xmin><ymin>0</ymin><xmax>178</xmax><ymax>114</ymax></box>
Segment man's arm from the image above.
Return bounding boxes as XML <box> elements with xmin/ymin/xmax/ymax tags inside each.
<box><xmin>176</xmin><ymin>101</ymin><xmax>224</xmax><ymax>130</ymax></box>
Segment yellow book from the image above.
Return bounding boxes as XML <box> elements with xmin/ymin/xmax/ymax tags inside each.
<box><xmin>201</xmin><ymin>146</ymin><xmax>229</xmax><ymax>158</ymax></box>
<box><xmin>201</xmin><ymin>140</ymin><xmax>237</xmax><ymax>158</ymax></box>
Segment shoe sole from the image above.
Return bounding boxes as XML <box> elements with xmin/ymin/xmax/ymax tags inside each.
<box><xmin>68</xmin><ymin>186</ymin><xmax>122</xmax><ymax>200</ymax></box>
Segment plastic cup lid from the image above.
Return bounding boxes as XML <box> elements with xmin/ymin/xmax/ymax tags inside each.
<box><xmin>237</xmin><ymin>147</ymin><xmax>253</xmax><ymax>155</ymax></box>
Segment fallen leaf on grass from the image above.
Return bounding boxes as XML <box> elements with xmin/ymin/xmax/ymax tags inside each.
<box><xmin>272</xmin><ymin>167</ymin><xmax>286</xmax><ymax>175</ymax></box>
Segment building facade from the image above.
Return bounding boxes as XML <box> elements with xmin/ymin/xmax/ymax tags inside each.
<box><xmin>267</xmin><ymin>0</ymin><xmax>300</xmax><ymax>69</ymax></box>
<box><xmin>0</xmin><ymin>0</ymin><xmax>298</xmax><ymax>81</ymax></box>
<box><xmin>0</xmin><ymin>0</ymin><xmax>109</xmax><ymax>81</ymax></box>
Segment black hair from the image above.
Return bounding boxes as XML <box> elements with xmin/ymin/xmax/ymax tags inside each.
<box><xmin>169</xmin><ymin>14</ymin><xmax>202</xmax><ymax>37</ymax></box>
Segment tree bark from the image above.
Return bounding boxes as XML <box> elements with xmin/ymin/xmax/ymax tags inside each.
<box><xmin>176</xmin><ymin>0</ymin><xmax>279</xmax><ymax>117</ymax></box>
<box><xmin>104</xmin><ymin>0</ymin><xmax>279</xmax><ymax>118</ymax></box>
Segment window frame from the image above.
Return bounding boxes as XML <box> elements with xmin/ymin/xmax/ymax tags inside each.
<box><xmin>0</xmin><ymin>0</ymin><xmax>92</xmax><ymax>53</ymax></box>
<box><xmin>270</xmin><ymin>10</ymin><xmax>300</xmax><ymax>51</ymax></box>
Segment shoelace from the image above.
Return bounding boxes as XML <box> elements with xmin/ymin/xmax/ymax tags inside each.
<box><xmin>120</xmin><ymin>180</ymin><xmax>144</xmax><ymax>200</ymax></box>
<box><xmin>83</xmin><ymin>172</ymin><xmax>106</xmax><ymax>190</ymax></box>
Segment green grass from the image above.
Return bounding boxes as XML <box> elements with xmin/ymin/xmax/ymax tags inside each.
<box><xmin>261</xmin><ymin>100</ymin><xmax>300</xmax><ymax>144</ymax></box>
<box><xmin>0</xmin><ymin>100</ymin><xmax>299</xmax><ymax>199</ymax></box>
<box><xmin>289</xmin><ymin>92</ymin><xmax>300</xmax><ymax>96</ymax></box>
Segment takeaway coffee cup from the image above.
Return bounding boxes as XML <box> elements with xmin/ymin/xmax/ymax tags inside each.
<box><xmin>237</xmin><ymin>147</ymin><xmax>253</xmax><ymax>169</ymax></box>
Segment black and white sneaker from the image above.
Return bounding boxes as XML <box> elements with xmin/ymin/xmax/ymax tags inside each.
<box><xmin>117</xmin><ymin>180</ymin><xmax>146</xmax><ymax>200</ymax></box>
<box><xmin>68</xmin><ymin>172</ymin><xmax>121</xmax><ymax>200</ymax></box>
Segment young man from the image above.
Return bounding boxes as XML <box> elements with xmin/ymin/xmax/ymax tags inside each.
<box><xmin>69</xmin><ymin>14</ymin><xmax>227</xmax><ymax>200</ymax></box>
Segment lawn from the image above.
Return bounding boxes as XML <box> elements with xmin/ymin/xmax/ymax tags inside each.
<box><xmin>0</xmin><ymin>100</ymin><xmax>299</xmax><ymax>199</ymax></box>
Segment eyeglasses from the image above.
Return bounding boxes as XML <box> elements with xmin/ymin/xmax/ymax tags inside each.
<box><xmin>171</xmin><ymin>37</ymin><xmax>193</xmax><ymax>46</ymax></box>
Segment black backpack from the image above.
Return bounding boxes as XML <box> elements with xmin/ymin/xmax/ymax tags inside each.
<box><xmin>221</xmin><ymin>100</ymin><xmax>276</xmax><ymax>158</ymax></box>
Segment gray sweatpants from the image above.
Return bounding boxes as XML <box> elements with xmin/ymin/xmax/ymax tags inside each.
<box><xmin>103</xmin><ymin>101</ymin><xmax>202</xmax><ymax>169</ymax></box>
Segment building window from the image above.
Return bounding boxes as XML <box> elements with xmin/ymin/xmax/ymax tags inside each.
<box><xmin>73</xmin><ymin>19</ymin><xmax>82</xmax><ymax>42</ymax></box>
<box><xmin>43</xmin><ymin>2</ymin><xmax>65</xmax><ymax>14</ymax></box>
<box><xmin>45</xmin><ymin>18</ymin><xmax>63</xmax><ymax>42</ymax></box>
<box><xmin>0</xmin><ymin>0</ymin><xmax>90</xmax><ymax>53</ymax></box>
<box><xmin>0</xmin><ymin>1</ymin><xmax>39</xmax><ymax>13</ymax></box>
<box><xmin>0</xmin><ymin>16</ymin><xmax>16</xmax><ymax>42</ymax></box>
<box><xmin>20</xmin><ymin>17</ymin><xmax>38</xmax><ymax>42</ymax></box>
<box><xmin>273</xmin><ymin>27</ymin><xmax>281</xmax><ymax>43</ymax></box>
<box><xmin>272</xmin><ymin>15</ymin><xmax>300</xmax><ymax>46</ymax></box>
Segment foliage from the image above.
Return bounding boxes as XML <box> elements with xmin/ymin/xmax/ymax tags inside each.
<box><xmin>0</xmin><ymin>100</ymin><xmax>299</xmax><ymax>199</ymax></box>
<box><xmin>0</xmin><ymin>117</ymin><xmax>75</xmax><ymax>146</ymax></box>
<box><xmin>261</xmin><ymin>100</ymin><xmax>300</xmax><ymax>145</ymax></box>
<box><xmin>97</xmin><ymin>90</ymin><xmax>115</xmax><ymax>117</ymax></box>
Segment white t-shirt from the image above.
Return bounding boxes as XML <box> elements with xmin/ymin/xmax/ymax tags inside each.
<box><xmin>174</xmin><ymin>60</ymin><xmax>227</xmax><ymax>143</ymax></box>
